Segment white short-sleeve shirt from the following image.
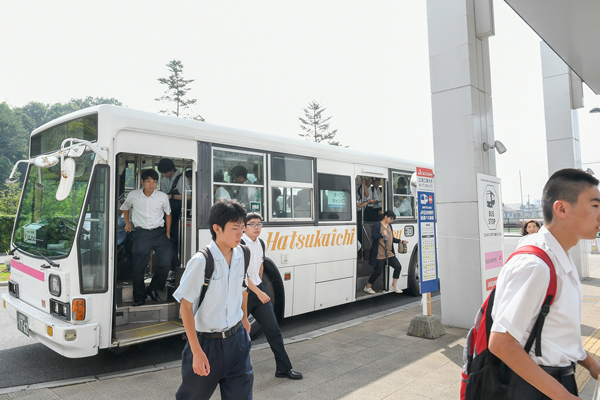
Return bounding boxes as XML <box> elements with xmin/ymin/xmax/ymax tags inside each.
<box><xmin>491</xmin><ymin>226</ymin><xmax>586</xmax><ymax>367</ymax></box>
<box><xmin>119</xmin><ymin>188</ymin><xmax>171</xmax><ymax>229</ymax></box>
<box><xmin>173</xmin><ymin>241</ymin><xmax>245</xmax><ymax>333</ymax></box>
<box><xmin>160</xmin><ymin>170</ymin><xmax>191</xmax><ymax>195</ymax></box>
<box><xmin>242</xmin><ymin>233</ymin><xmax>264</xmax><ymax>286</ymax></box>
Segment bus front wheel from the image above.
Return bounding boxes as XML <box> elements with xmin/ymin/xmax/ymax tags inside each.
<box><xmin>248</xmin><ymin>272</ymin><xmax>276</xmax><ymax>340</ymax></box>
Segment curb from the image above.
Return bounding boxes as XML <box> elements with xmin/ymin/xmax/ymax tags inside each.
<box><xmin>0</xmin><ymin>296</ymin><xmax>436</xmax><ymax>394</ymax></box>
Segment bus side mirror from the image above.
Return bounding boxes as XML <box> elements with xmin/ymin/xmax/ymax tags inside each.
<box><xmin>56</xmin><ymin>157</ymin><xmax>76</xmax><ymax>201</ymax></box>
<box><xmin>410</xmin><ymin>172</ymin><xmax>417</xmax><ymax>195</ymax></box>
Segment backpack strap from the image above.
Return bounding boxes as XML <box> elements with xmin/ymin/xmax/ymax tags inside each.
<box><xmin>170</xmin><ymin>173</ymin><xmax>182</xmax><ymax>194</ymax></box>
<box><xmin>240</xmin><ymin>244</ymin><xmax>250</xmax><ymax>288</ymax></box>
<box><xmin>196</xmin><ymin>247</ymin><xmax>215</xmax><ymax>312</ymax></box>
<box><xmin>259</xmin><ymin>238</ymin><xmax>266</xmax><ymax>260</ymax></box>
<box><xmin>505</xmin><ymin>245</ymin><xmax>557</xmax><ymax>357</ymax></box>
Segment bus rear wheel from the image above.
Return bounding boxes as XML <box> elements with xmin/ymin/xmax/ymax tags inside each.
<box><xmin>405</xmin><ymin>248</ymin><xmax>420</xmax><ymax>296</ymax></box>
<box><xmin>249</xmin><ymin>271</ymin><xmax>275</xmax><ymax>340</ymax></box>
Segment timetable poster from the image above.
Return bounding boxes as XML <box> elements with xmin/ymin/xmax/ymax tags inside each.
<box><xmin>417</xmin><ymin>167</ymin><xmax>439</xmax><ymax>294</ymax></box>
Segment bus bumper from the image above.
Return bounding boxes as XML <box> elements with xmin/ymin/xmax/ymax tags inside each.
<box><xmin>2</xmin><ymin>293</ymin><xmax>99</xmax><ymax>358</ymax></box>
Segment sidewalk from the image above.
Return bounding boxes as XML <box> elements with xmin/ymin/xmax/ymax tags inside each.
<box><xmin>3</xmin><ymin>256</ymin><xmax>600</xmax><ymax>400</ymax></box>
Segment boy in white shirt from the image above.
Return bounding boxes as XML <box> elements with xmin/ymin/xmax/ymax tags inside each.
<box><xmin>242</xmin><ymin>212</ymin><xmax>302</xmax><ymax>380</ymax></box>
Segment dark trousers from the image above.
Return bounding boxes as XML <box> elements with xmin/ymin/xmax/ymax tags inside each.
<box><xmin>131</xmin><ymin>227</ymin><xmax>172</xmax><ymax>302</ymax></box>
<box><xmin>247</xmin><ymin>283</ymin><xmax>292</xmax><ymax>372</ymax></box>
<box><xmin>176</xmin><ymin>326</ymin><xmax>253</xmax><ymax>400</ymax></box>
<box><xmin>357</xmin><ymin>211</ymin><xmax>364</xmax><ymax>246</ymax></box>
<box><xmin>368</xmin><ymin>256</ymin><xmax>402</xmax><ymax>285</ymax></box>
<box><xmin>511</xmin><ymin>366</ymin><xmax>577</xmax><ymax>399</ymax></box>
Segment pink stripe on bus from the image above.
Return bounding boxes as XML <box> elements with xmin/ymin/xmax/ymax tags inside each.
<box><xmin>11</xmin><ymin>260</ymin><xmax>45</xmax><ymax>282</ymax></box>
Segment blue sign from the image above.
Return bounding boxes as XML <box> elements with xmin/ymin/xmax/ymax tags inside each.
<box><xmin>418</xmin><ymin>190</ymin><xmax>439</xmax><ymax>293</ymax></box>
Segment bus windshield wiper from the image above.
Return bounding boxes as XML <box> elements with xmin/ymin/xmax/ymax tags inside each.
<box><xmin>35</xmin><ymin>251</ymin><xmax>60</xmax><ymax>268</ymax></box>
<box><xmin>9</xmin><ymin>241</ymin><xmax>26</xmax><ymax>256</ymax></box>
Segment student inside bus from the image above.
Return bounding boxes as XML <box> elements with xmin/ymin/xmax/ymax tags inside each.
<box><xmin>214</xmin><ymin>169</ymin><xmax>232</xmax><ymax>202</ymax></box>
<box><xmin>158</xmin><ymin>158</ymin><xmax>192</xmax><ymax>274</ymax></box>
<box><xmin>120</xmin><ymin>169</ymin><xmax>172</xmax><ymax>307</ymax></box>
<box><xmin>231</xmin><ymin>165</ymin><xmax>256</xmax><ymax>210</ymax></box>
<box><xmin>366</xmin><ymin>177</ymin><xmax>383</xmax><ymax>221</ymax></box>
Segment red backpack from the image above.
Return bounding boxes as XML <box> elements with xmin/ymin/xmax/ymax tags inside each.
<box><xmin>460</xmin><ymin>245</ymin><xmax>557</xmax><ymax>400</ymax></box>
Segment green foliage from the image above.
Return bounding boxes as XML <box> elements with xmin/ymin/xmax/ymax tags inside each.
<box><xmin>156</xmin><ymin>60</ymin><xmax>205</xmax><ymax>121</ymax></box>
<box><xmin>299</xmin><ymin>101</ymin><xmax>344</xmax><ymax>147</ymax></box>
<box><xmin>0</xmin><ymin>96</ymin><xmax>122</xmax><ymax>216</ymax></box>
<box><xmin>0</xmin><ymin>215</ymin><xmax>15</xmax><ymax>253</ymax></box>
<box><xmin>0</xmin><ymin>184</ymin><xmax>21</xmax><ymax>216</ymax></box>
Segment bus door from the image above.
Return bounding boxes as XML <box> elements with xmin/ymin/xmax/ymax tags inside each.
<box><xmin>355</xmin><ymin>171</ymin><xmax>387</xmax><ymax>298</ymax></box>
<box><xmin>112</xmin><ymin>153</ymin><xmax>194</xmax><ymax>348</ymax></box>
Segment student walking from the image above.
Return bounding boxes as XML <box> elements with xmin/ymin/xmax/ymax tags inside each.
<box><xmin>489</xmin><ymin>169</ymin><xmax>600</xmax><ymax>399</ymax></box>
<box><xmin>173</xmin><ymin>200</ymin><xmax>253</xmax><ymax>400</ymax></box>
<box><xmin>242</xmin><ymin>213</ymin><xmax>303</xmax><ymax>380</ymax></box>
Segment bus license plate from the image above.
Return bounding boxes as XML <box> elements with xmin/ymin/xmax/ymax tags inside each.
<box><xmin>17</xmin><ymin>311</ymin><xmax>29</xmax><ymax>337</ymax></box>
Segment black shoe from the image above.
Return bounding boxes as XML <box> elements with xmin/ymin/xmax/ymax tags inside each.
<box><xmin>132</xmin><ymin>300</ymin><xmax>145</xmax><ymax>307</ymax></box>
<box><xmin>146</xmin><ymin>289</ymin><xmax>161</xmax><ymax>301</ymax></box>
<box><xmin>275</xmin><ymin>369</ymin><xmax>303</xmax><ymax>380</ymax></box>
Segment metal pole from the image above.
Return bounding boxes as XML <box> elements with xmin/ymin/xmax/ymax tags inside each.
<box><xmin>519</xmin><ymin>170</ymin><xmax>524</xmax><ymax>225</ymax></box>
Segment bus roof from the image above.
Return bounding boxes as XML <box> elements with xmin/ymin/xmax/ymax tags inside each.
<box><xmin>32</xmin><ymin>105</ymin><xmax>431</xmax><ymax>172</ymax></box>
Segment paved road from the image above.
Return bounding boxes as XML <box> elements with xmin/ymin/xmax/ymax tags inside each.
<box><xmin>0</xmin><ymin>285</ymin><xmax>422</xmax><ymax>388</ymax></box>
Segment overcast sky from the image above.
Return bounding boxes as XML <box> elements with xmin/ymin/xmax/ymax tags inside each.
<box><xmin>2</xmin><ymin>1</ymin><xmax>599</xmax><ymax>204</ymax></box>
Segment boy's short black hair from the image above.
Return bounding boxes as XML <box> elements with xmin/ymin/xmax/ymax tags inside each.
<box><xmin>542</xmin><ymin>168</ymin><xmax>599</xmax><ymax>223</ymax></box>
<box><xmin>209</xmin><ymin>199</ymin><xmax>247</xmax><ymax>240</ymax></box>
<box><xmin>185</xmin><ymin>170</ymin><xmax>192</xmax><ymax>179</ymax></box>
<box><xmin>244</xmin><ymin>212</ymin><xmax>262</xmax><ymax>224</ymax></box>
<box><xmin>231</xmin><ymin>165</ymin><xmax>248</xmax><ymax>180</ymax></box>
<box><xmin>382</xmin><ymin>210</ymin><xmax>396</xmax><ymax>220</ymax></box>
<box><xmin>141</xmin><ymin>169</ymin><xmax>159</xmax><ymax>182</ymax></box>
<box><xmin>157</xmin><ymin>158</ymin><xmax>176</xmax><ymax>173</ymax></box>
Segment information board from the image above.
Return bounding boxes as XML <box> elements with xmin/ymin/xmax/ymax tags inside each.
<box><xmin>417</xmin><ymin>167</ymin><xmax>439</xmax><ymax>294</ymax></box>
<box><xmin>476</xmin><ymin>173</ymin><xmax>504</xmax><ymax>299</ymax></box>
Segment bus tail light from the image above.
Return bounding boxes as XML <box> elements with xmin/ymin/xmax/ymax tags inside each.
<box><xmin>72</xmin><ymin>299</ymin><xmax>86</xmax><ymax>321</ymax></box>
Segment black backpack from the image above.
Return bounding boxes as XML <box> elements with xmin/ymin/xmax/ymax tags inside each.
<box><xmin>195</xmin><ymin>244</ymin><xmax>251</xmax><ymax>310</ymax></box>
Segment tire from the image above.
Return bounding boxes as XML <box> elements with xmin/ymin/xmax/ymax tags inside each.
<box><xmin>405</xmin><ymin>246</ymin><xmax>421</xmax><ymax>296</ymax></box>
<box><xmin>249</xmin><ymin>272</ymin><xmax>275</xmax><ymax>340</ymax></box>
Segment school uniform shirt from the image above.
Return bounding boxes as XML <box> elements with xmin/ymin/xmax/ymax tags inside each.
<box><xmin>160</xmin><ymin>170</ymin><xmax>191</xmax><ymax>195</ymax></box>
<box><xmin>120</xmin><ymin>188</ymin><xmax>171</xmax><ymax>229</ymax></box>
<box><xmin>173</xmin><ymin>241</ymin><xmax>245</xmax><ymax>333</ymax></box>
<box><xmin>369</xmin><ymin>186</ymin><xmax>382</xmax><ymax>211</ymax></box>
<box><xmin>491</xmin><ymin>226</ymin><xmax>586</xmax><ymax>367</ymax></box>
<box><xmin>242</xmin><ymin>233</ymin><xmax>263</xmax><ymax>286</ymax></box>
<box><xmin>356</xmin><ymin>184</ymin><xmax>372</xmax><ymax>211</ymax></box>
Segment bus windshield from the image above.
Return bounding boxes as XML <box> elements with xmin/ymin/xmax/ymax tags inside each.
<box><xmin>13</xmin><ymin>152</ymin><xmax>95</xmax><ymax>258</ymax></box>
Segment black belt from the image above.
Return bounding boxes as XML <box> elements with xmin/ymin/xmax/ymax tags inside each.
<box><xmin>136</xmin><ymin>226</ymin><xmax>163</xmax><ymax>231</ymax></box>
<box><xmin>540</xmin><ymin>363</ymin><xmax>576</xmax><ymax>376</ymax></box>
<box><xmin>198</xmin><ymin>320</ymin><xmax>242</xmax><ymax>339</ymax></box>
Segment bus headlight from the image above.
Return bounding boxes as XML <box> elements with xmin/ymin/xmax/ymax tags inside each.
<box><xmin>48</xmin><ymin>274</ymin><xmax>61</xmax><ymax>296</ymax></box>
<box><xmin>72</xmin><ymin>299</ymin><xmax>86</xmax><ymax>321</ymax></box>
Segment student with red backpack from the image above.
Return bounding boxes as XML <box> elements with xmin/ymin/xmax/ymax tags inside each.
<box><xmin>464</xmin><ymin>169</ymin><xmax>600</xmax><ymax>399</ymax></box>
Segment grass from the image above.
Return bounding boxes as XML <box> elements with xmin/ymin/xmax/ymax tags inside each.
<box><xmin>0</xmin><ymin>271</ymin><xmax>9</xmax><ymax>282</ymax></box>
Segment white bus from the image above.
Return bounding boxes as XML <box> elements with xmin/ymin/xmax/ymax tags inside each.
<box><xmin>2</xmin><ymin>106</ymin><xmax>425</xmax><ymax>358</ymax></box>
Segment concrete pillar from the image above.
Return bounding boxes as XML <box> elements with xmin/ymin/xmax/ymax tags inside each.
<box><xmin>540</xmin><ymin>42</ymin><xmax>589</xmax><ymax>278</ymax></box>
<box><xmin>426</xmin><ymin>0</ymin><xmax>497</xmax><ymax>328</ymax></box>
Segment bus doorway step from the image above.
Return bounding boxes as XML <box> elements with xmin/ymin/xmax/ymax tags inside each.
<box><xmin>113</xmin><ymin>320</ymin><xmax>185</xmax><ymax>346</ymax></box>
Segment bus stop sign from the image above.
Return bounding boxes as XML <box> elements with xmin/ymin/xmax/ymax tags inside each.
<box><xmin>416</xmin><ymin>167</ymin><xmax>439</xmax><ymax>294</ymax></box>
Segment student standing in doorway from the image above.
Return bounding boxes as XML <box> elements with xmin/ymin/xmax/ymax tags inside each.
<box><xmin>120</xmin><ymin>169</ymin><xmax>172</xmax><ymax>306</ymax></box>
<box><xmin>242</xmin><ymin>212</ymin><xmax>303</xmax><ymax>380</ymax></box>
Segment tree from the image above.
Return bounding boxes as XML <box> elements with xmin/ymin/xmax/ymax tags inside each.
<box><xmin>156</xmin><ymin>60</ymin><xmax>204</xmax><ymax>121</ymax></box>
<box><xmin>298</xmin><ymin>101</ymin><xmax>343</xmax><ymax>146</ymax></box>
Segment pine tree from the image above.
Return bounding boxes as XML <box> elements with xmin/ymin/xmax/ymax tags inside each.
<box><xmin>156</xmin><ymin>60</ymin><xmax>204</xmax><ymax>121</ymax></box>
<box><xmin>298</xmin><ymin>101</ymin><xmax>342</xmax><ymax>146</ymax></box>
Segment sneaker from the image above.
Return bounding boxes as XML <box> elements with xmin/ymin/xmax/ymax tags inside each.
<box><xmin>363</xmin><ymin>287</ymin><xmax>376</xmax><ymax>294</ymax></box>
<box><xmin>390</xmin><ymin>286</ymin><xmax>403</xmax><ymax>294</ymax></box>
<box><xmin>167</xmin><ymin>270</ymin><xmax>176</xmax><ymax>281</ymax></box>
